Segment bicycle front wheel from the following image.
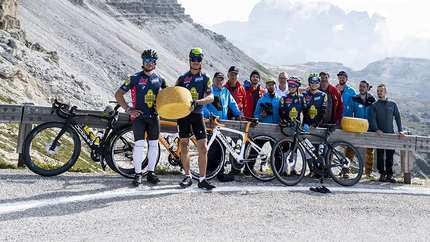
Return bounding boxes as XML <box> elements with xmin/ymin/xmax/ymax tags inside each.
<box><xmin>22</xmin><ymin>122</ymin><xmax>81</xmax><ymax>176</ymax></box>
<box><xmin>270</xmin><ymin>138</ymin><xmax>306</xmax><ymax>186</ymax></box>
<box><xmin>326</xmin><ymin>141</ymin><xmax>363</xmax><ymax>186</ymax></box>
<box><xmin>244</xmin><ymin>135</ymin><xmax>278</xmax><ymax>181</ymax></box>
<box><xmin>190</xmin><ymin>135</ymin><xmax>224</xmax><ymax>180</ymax></box>
<box><xmin>106</xmin><ymin>126</ymin><xmax>160</xmax><ymax>179</ymax></box>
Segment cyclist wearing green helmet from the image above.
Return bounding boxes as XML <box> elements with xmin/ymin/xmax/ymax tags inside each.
<box><xmin>175</xmin><ymin>47</ymin><xmax>215</xmax><ymax>190</ymax></box>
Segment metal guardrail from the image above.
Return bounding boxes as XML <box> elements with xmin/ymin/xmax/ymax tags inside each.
<box><xmin>0</xmin><ymin>104</ymin><xmax>425</xmax><ymax>184</ymax></box>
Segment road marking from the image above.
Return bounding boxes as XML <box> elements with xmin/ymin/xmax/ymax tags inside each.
<box><xmin>1</xmin><ymin>185</ymin><xmax>430</xmax><ymax>214</ymax></box>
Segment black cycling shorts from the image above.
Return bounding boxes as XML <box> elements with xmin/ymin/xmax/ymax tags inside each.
<box><xmin>132</xmin><ymin>116</ymin><xmax>160</xmax><ymax>141</ymax></box>
<box><xmin>177</xmin><ymin>112</ymin><xmax>206</xmax><ymax>140</ymax></box>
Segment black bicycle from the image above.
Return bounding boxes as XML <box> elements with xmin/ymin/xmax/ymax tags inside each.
<box><xmin>22</xmin><ymin>99</ymin><xmax>131</xmax><ymax>176</ymax></box>
<box><xmin>270</xmin><ymin>119</ymin><xmax>363</xmax><ymax>188</ymax></box>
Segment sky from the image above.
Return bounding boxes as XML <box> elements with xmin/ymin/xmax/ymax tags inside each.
<box><xmin>177</xmin><ymin>0</ymin><xmax>429</xmax><ymax>41</ymax></box>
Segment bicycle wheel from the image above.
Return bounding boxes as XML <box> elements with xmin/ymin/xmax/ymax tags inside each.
<box><xmin>22</xmin><ymin>122</ymin><xmax>81</xmax><ymax>176</ymax></box>
<box><xmin>326</xmin><ymin>141</ymin><xmax>363</xmax><ymax>186</ymax></box>
<box><xmin>106</xmin><ymin>126</ymin><xmax>160</xmax><ymax>179</ymax></box>
<box><xmin>270</xmin><ymin>138</ymin><xmax>306</xmax><ymax>186</ymax></box>
<box><xmin>244</xmin><ymin>135</ymin><xmax>277</xmax><ymax>181</ymax></box>
<box><xmin>190</xmin><ymin>135</ymin><xmax>224</xmax><ymax>180</ymax></box>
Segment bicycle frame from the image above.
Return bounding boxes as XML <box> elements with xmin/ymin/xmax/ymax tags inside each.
<box><xmin>206</xmin><ymin>116</ymin><xmax>267</xmax><ymax>164</ymax></box>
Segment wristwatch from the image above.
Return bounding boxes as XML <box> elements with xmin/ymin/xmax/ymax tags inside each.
<box><xmin>125</xmin><ymin>106</ymin><xmax>133</xmax><ymax>114</ymax></box>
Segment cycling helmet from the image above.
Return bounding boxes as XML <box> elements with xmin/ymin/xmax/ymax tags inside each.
<box><xmin>189</xmin><ymin>47</ymin><xmax>204</xmax><ymax>59</ymax></box>
<box><xmin>141</xmin><ymin>49</ymin><xmax>158</xmax><ymax>60</ymax></box>
<box><xmin>308</xmin><ymin>73</ymin><xmax>321</xmax><ymax>82</ymax></box>
<box><xmin>287</xmin><ymin>76</ymin><xmax>302</xmax><ymax>87</ymax></box>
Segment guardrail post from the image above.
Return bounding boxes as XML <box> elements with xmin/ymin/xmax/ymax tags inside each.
<box><xmin>400</xmin><ymin>131</ymin><xmax>413</xmax><ymax>184</ymax></box>
<box><xmin>16</xmin><ymin>103</ymin><xmax>34</xmax><ymax>167</ymax></box>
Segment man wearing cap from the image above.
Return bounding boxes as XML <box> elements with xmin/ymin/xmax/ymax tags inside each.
<box><xmin>224</xmin><ymin>66</ymin><xmax>247</xmax><ymax>120</ymax></box>
<box><xmin>345</xmin><ymin>80</ymin><xmax>376</xmax><ymax>178</ymax></box>
<box><xmin>336</xmin><ymin>71</ymin><xmax>357</xmax><ymax>117</ymax></box>
<box><xmin>243</xmin><ymin>69</ymin><xmax>265</xmax><ymax>118</ymax></box>
<box><xmin>319</xmin><ymin>71</ymin><xmax>343</xmax><ymax>125</ymax></box>
<box><xmin>204</xmin><ymin>72</ymin><xmax>243</xmax><ymax>120</ymax></box>
<box><xmin>254</xmin><ymin>78</ymin><xmax>281</xmax><ymax>124</ymax></box>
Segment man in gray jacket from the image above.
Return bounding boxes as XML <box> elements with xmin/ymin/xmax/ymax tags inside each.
<box><xmin>370</xmin><ymin>84</ymin><xmax>405</xmax><ymax>183</ymax></box>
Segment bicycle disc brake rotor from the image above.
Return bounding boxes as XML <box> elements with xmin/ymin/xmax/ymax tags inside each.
<box><xmin>342</xmin><ymin>157</ymin><xmax>351</xmax><ymax>168</ymax></box>
<box><xmin>46</xmin><ymin>142</ymin><xmax>60</xmax><ymax>155</ymax></box>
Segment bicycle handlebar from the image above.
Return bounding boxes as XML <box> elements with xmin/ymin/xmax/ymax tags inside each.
<box><xmin>208</xmin><ymin>113</ymin><xmax>259</xmax><ymax>128</ymax></box>
<box><xmin>51</xmin><ymin>99</ymin><xmax>121</xmax><ymax>120</ymax></box>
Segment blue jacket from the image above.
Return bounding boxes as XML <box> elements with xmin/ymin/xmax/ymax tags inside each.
<box><xmin>254</xmin><ymin>93</ymin><xmax>281</xmax><ymax>124</ymax></box>
<box><xmin>340</xmin><ymin>84</ymin><xmax>357</xmax><ymax>117</ymax></box>
<box><xmin>204</xmin><ymin>86</ymin><xmax>242</xmax><ymax>119</ymax></box>
<box><xmin>345</xmin><ymin>93</ymin><xmax>376</xmax><ymax>131</ymax></box>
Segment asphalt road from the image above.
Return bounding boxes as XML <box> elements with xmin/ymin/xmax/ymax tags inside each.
<box><xmin>1</xmin><ymin>169</ymin><xmax>430</xmax><ymax>241</ymax></box>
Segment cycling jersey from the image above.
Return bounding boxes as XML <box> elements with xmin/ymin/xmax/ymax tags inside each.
<box><xmin>176</xmin><ymin>71</ymin><xmax>213</xmax><ymax>114</ymax></box>
<box><xmin>120</xmin><ymin>71</ymin><xmax>168</xmax><ymax>119</ymax></box>
<box><xmin>302</xmin><ymin>90</ymin><xmax>327</xmax><ymax>126</ymax></box>
<box><xmin>278</xmin><ymin>93</ymin><xmax>307</xmax><ymax>122</ymax></box>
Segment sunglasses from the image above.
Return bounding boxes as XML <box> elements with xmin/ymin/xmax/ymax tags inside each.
<box><xmin>288</xmin><ymin>84</ymin><xmax>298</xmax><ymax>88</ymax></box>
<box><xmin>143</xmin><ymin>58</ymin><xmax>156</xmax><ymax>63</ymax></box>
<box><xmin>310</xmin><ymin>79</ymin><xmax>320</xmax><ymax>84</ymax></box>
<box><xmin>190</xmin><ymin>57</ymin><xmax>202</xmax><ymax>63</ymax></box>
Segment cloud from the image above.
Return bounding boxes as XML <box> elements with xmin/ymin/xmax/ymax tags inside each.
<box><xmin>332</xmin><ymin>24</ymin><xmax>344</xmax><ymax>33</ymax></box>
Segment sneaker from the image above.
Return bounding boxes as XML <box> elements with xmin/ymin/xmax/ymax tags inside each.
<box><xmin>146</xmin><ymin>172</ymin><xmax>160</xmax><ymax>184</ymax></box>
<box><xmin>132</xmin><ymin>173</ymin><xmax>142</xmax><ymax>187</ymax></box>
<box><xmin>198</xmin><ymin>179</ymin><xmax>216</xmax><ymax>190</ymax></box>
<box><xmin>386</xmin><ymin>175</ymin><xmax>396</xmax><ymax>183</ymax></box>
<box><xmin>179</xmin><ymin>176</ymin><xmax>192</xmax><ymax>188</ymax></box>
<box><xmin>379</xmin><ymin>174</ymin><xmax>386</xmax><ymax>182</ymax></box>
<box><xmin>290</xmin><ymin>170</ymin><xmax>299</xmax><ymax>176</ymax></box>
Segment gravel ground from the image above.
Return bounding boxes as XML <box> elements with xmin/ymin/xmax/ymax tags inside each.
<box><xmin>1</xmin><ymin>169</ymin><xmax>430</xmax><ymax>241</ymax></box>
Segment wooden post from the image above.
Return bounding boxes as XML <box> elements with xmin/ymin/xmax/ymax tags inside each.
<box><xmin>400</xmin><ymin>131</ymin><xmax>414</xmax><ymax>184</ymax></box>
<box><xmin>16</xmin><ymin>103</ymin><xmax>34</xmax><ymax>167</ymax></box>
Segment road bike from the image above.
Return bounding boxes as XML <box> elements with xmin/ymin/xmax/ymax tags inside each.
<box><xmin>205</xmin><ymin>114</ymin><xmax>278</xmax><ymax>181</ymax></box>
<box><xmin>270</xmin><ymin>119</ymin><xmax>363</xmax><ymax>188</ymax></box>
<box><xmin>107</xmin><ymin>119</ymin><xmax>224</xmax><ymax>180</ymax></box>
<box><xmin>22</xmin><ymin>99</ymin><xmax>128</xmax><ymax>176</ymax></box>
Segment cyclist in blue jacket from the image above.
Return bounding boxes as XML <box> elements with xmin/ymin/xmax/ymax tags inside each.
<box><xmin>254</xmin><ymin>78</ymin><xmax>281</xmax><ymax>124</ymax></box>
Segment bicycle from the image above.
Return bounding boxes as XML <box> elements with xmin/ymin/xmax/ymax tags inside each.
<box><xmin>205</xmin><ymin>113</ymin><xmax>278</xmax><ymax>181</ymax></box>
<box><xmin>22</xmin><ymin>99</ymin><xmax>128</xmax><ymax>176</ymax></box>
<box><xmin>270</xmin><ymin>119</ymin><xmax>363</xmax><ymax>188</ymax></box>
<box><xmin>107</xmin><ymin>119</ymin><xmax>224</xmax><ymax>180</ymax></box>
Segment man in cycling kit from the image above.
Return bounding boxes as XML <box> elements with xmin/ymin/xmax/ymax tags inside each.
<box><xmin>115</xmin><ymin>49</ymin><xmax>168</xmax><ymax>186</ymax></box>
<box><xmin>176</xmin><ymin>47</ymin><xmax>215</xmax><ymax>190</ymax></box>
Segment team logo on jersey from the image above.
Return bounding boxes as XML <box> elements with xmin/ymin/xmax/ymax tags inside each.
<box><xmin>305</xmin><ymin>95</ymin><xmax>312</xmax><ymax>102</ymax></box>
<box><xmin>289</xmin><ymin>107</ymin><xmax>298</xmax><ymax>120</ymax></box>
<box><xmin>190</xmin><ymin>87</ymin><xmax>199</xmax><ymax>100</ymax></box>
<box><xmin>145</xmin><ymin>89</ymin><xmax>155</xmax><ymax>108</ymax></box>
<box><xmin>139</xmin><ymin>77</ymin><xmax>148</xmax><ymax>85</ymax></box>
<box><xmin>125</xmin><ymin>77</ymin><xmax>131</xmax><ymax>86</ymax></box>
<box><xmin>195</xmin><ymin>77</ymin><xmax>203</xmax><ymax>82</ymax></box>
<box><xmin>184</xmin><ymin>76</ymin><xmax>192</xmax><ymax>84</ymax></box>
<box><xmin>286</xmin><ymin>98</ymin><xmax>293</xmax><ymax>103</ymax></box>
<box><xmin>207</xmin><ymin>79</ymin><xmax>212</xmax><ymax>88</ymax></box>
<box><xmin>314</xmin><ymin>96</ymin><xmax>321</xmax><ymax>101</ymax></box>
<box><xmin>280</xmin><ymin>97</ymin><xmax>285</xmax><ymax>105</ymax></box>
<box><xmin>308</xmin><ymin>105</ymin><xmax>318</xmax><ymax>119</ymax></box>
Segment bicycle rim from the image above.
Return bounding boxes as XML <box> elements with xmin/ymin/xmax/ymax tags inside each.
<box><xmin>326</xmin><ymin>141</ymin><xmax>363</xmax><ymax>186</ymax></box>
<box><xmin>107</xmin><ymin>126</ymin><xmax>160</xmax><ymax>179</ymax></box>
<box><xmin>244</xmin><ymin>135</ymin><xmax>277</xmax><ymax>181</ymax></box>
<box><xmin>270</xmin><ymin>138</ymin><xmax>306</xmax><ymax>186</ymax></box>
<box><xmin>22</xmin><ymin>122</ymin><xmax>81</xmax><ymax>176</ymax></box>
<box><xmin>190</xmin><ymin>136</ymin><xmax>224</xmax><ymax>180</ymax></box>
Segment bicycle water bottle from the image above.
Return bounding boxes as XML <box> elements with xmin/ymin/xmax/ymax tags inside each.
<box><xmin>235</xmin><ymin>139</ymin><xmax>242</xmax><ymax>153</ymax></box>
<box><xmin>83</xmin><ymin>126</ymin><xmax>96</xmax><ymax>141</ymax></box>
<box><xmin>226</xmin><ymin>136</ymin><xmax>234</xmax><ymax>148</ymax></box>
<box><xmin>302</xmin><ymin>138</ymin><xmax>315</xmax><ymax>152</ymax></box>
<box><xmin>93</xmin><ymin>131</ymin><xmax>103</xmax><ymax>146</ymax></box>
<box><xmin>318</xmin><ymin>143</ymin><xmax>324</xmax><ymax>156</ymax></box>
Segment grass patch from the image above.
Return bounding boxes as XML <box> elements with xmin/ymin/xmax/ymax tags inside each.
<box><xmin>0</xmin><ymin>160</ymin><xmax>16</xmax><ymax>169</ymax></box>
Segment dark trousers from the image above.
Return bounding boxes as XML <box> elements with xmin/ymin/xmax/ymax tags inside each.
<box><xmin>376</xmin><ymin>149</ymin><xmax>395</xmax><ymax>175</ymax></box>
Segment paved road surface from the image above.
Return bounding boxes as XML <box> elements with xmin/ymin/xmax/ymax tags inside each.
<box><xmin>1</xmin><ymin>169</ymin><xmax>430</xmax><ymax>241</ymax></box>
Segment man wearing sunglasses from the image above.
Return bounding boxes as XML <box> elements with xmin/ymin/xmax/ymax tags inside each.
<box><xmin>115</xmin><ymin>49</ymin><xmax>168</xmax><ymax>187</ymax></box>
<box><xmin>175</xmin><ymin>47</ymin><xmax>215</xmax><ymax>190</ymax></box>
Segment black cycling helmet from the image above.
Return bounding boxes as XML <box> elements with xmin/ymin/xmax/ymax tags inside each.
<box><xmin>189</xmin><ymin>47</ymin><xmax>204</xmax><ymax>59</ymax></box>
<box><xmin>141</xmin><ymin>49</ymin><xmax>158</xmax><ymax>60</ymax></box>
<box><xmin>287</xmin><ymin>76</ymin><xmax>302</xmax><ymax>87</ymax></box>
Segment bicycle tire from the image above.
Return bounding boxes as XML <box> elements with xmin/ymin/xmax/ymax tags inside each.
<box><xmin>326</xmin><ymin>141</ymin><xmax>363</xmax><ymax>186</ymax></box>
<box><xmin>106</xmin><ymin>125</ymin><xmax>160</xmax><ymax>179</ymax></box>
<box><xmin>22</xmin><ymin>122</ymin><xmax>81</xmax><ymax>176</ymax></box>
<box><xmin>190</xmin><ymin>135</ymin><xmax>224</xmax><ymax>180</ymax></box>
<box><xmin>270</xmin><ymin>137</ymin><xmax>307</xmax><ymax>186</ymax></box>
<box><xmin>244</xmin><ymin>135</ymin><xmax>277</xmax><ymax>181</ymax></box>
